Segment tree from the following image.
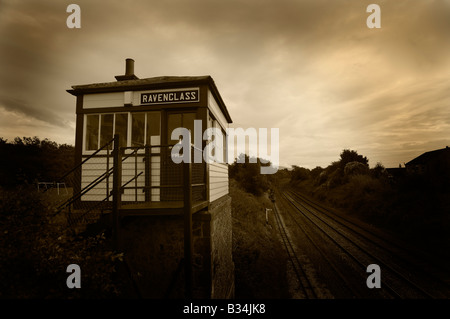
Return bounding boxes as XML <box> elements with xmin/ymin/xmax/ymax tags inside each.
<box><xmin>290</xmin><ymin>165</ymin><xmax>311</xmax><ymax>182</ymax></box>
<box><xmin>339</xmin><ymin>149</ymin><xmax>368</xmax><ymax>170</ymax></box>
<box><xmin>229</xmin><ymin>154</ymin><xmax>270</xmax><ymax>196</ymax></box>
<box><xmin>0</xmin><ymin>137</ymin><xmax>74</xmax><ymax>187</ymax></box>
<box><xmin>371</xmin><ymin>162</ymin><xmax>387</xmax><ymax>179</ymax></box>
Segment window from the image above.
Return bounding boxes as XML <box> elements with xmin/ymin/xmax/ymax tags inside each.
<box><xmin>115</xmin><ymin>113</ymin><xmax>128</xmax><ymax>147</ymax></box>
<box><xmin>212</xmin><ymin>120</ymin><xmax>226</xmax><ymax>162</ymax></box>
<box><xmin>168</xmin><ymin>112</ymin><xmax>196</xmax><ymax>145</ymax></box>
<box><xmin>207</xmin><ymin>116</ymin><xmax>227</xmax><ymax>164</ymax></box>
<box><xmin>131</xmin><ymin>112</ymin><xmax>161</xmax><ymax>147</ymax></box>
<box><xmin>222</xmin><ymin>128</ymin><xmax>228</xmax><ymax>163</ymax></box>
<box><xmin>100</xmin><ymin>114</ymin><xmax>114</xmax><ymax>147</ymax></box>
<box><xmin>131</xmin><ymin>113</ymin><xmax>145</xmax><ymax>147</ymax></box>
<box><xmin>85</xmin><ymin>114</ymin><xmax>99</xmax><ymax>151</ymax></box>
<box><xmin>168</xmin><ymin>113</ymin><xmax>181</xmax><ymax>145</ymax></box>
<box><xmin>84</xmin><ymin>113</ymin><xmax>128</xmax><ymax>151</ymax></box>
<box><xmin>146</xmin><ymin>112</ymin><xmax>161</xmax><ymax>146</ymax></box>
<box><xmin>85</xmin><ymin>112</ymin><xmax>161</xmax><ymax>152</ymax></box>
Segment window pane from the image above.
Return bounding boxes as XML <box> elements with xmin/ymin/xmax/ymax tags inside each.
<box><xmin>223</xmin><ymin>129</ymin><xmax>227</xmax><ymax>163</ymax></box>
<box><xmin>146</xmin><ymin>112</ymin><xmax>160</xmax><ymax>145</ymax></box>
<box><xmin>131</xmin><ymin>113</ymin><xmax>145</xmax><ymax>147</ymax></box>
<box><xmin>168</xmin><ymin>113</ymin><xmax>196</xmax><ymax>144</ymax></box>
<box><xmin>168</xmin><ymin>114</ymin><xmax>182</xmax><ymax>144</ymax></box>
<box><xmin>208</xmin><ymin>115</ymin><xmax>213</xmax><ymax>128</ymax></box>
<box><xmin>211</xmin><ymin>120</ymin><xmax>218</xmax><ymax>157</ymax></box>
<box><xmin>183</xmin><ymin>113</ymin><xmax>196</xmax><ymax>144</ymax></box>
<box><xmin>100</xmin><ymin>114</ymin><xmax>114</xmax><ymax>147</ymax></box>
<box><xmin>85</xmin><ymin>114</ymin><xmax>99</xmax><ymax>151</ymax></box>
<box><xmin>115</xmin><ymin>113</ymin><xmax>128</xmax><ymax>147</ymax></box>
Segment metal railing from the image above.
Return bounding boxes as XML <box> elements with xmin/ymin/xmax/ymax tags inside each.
<box><xmin>53</xmin><ymin>137</ymin><xmax>144</xmax><ymax>214</ymax></box>
<box><xmin>117</xmin><ymin>144</ymin><xmax>206</xmax><ymax>205</ymax></box>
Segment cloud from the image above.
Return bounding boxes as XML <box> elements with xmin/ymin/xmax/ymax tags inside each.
<box><xmin>0</xmin><ymin>0</ymin><xmax>449</xmax><ymax>168</ymax></box>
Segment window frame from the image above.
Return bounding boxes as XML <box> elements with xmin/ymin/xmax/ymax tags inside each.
<box><xmin>83</xmin><ymin>111</ymin><xmax>163</xmax><ymax>155</ymax></box>
<box><xmin>207</xmin><ymin>113</ymin><xmax>228</xmax><ymax>164</ymax></box>
<box><xmin>83</xmin><ymin>112</ymin><xmax>129</xmax><ymax>155</ymax></box>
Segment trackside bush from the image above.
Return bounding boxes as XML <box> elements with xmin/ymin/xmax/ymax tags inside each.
<box><xmin>0</xmin><ymin>186</ymin><xmax>125</xmax><ymax>298</ymax></box>
<box><xmin>229</xmin><ymin>154</ymin><xmax>270</xmax><ymax>196</ymax></box>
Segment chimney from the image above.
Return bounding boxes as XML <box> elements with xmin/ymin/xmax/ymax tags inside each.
<box><xmin>115</xmin><ymin>58</ymin><xmax>139</xmax><ymax>81</ymax></box>
<box><xmin>125</xmin><ymin>58</ymin><xmax>134</xmax><ymax>76</ymax></box>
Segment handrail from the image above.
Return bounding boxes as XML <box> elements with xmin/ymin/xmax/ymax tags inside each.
<box><xmin>122</xmin><ymin>144</ymin><xmax>175</xmax><ymax>149</ymax></box>
<box><xmin>56</xmin><ymin>142</ymin><xmax>206</xmax><ymax>218</ymax></box>
<box><xmin>49</xmin><ymin>137</ymin><xmax>116</xmax><ymax>189</ymax></box>
<box><xmin>116</xmin><ymin>144</ymin><xmax>206</xmax><ymax>208</ymax></box>
<box><xmin>55</xmin><ymin>147</ymin><xmax>140</xmax><ymax>214</ymax></box>
<box><xmin>120</xmin><ymin>171</ymin><xmax>143</xmax><ymax>190</ymax></box>
<box><xmin>55</xmin><ymin>168</ymin><xmax>113</xmax><ymax>213</ymax></box>
<box><xmin>67</xmin><ymin>174</ymin><xmax>141</xmax><ymax>227</ymax></box>
<box><xmin>67</xmin><ymin>193</ymin><xmax>112</xmax><ymax>227</ymax></box>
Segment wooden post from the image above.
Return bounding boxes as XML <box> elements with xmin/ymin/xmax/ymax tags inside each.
<box><xmin>106</xmin><ymin>142</ymin><xmax>110</xmax><ymax>201</ymax></box>
<box><xmin>112</xmin><ymin>134</ymin><xmax>122</xmax><ymax>250</ymax></box>
<box><xmin>145</xmin><ymin>145</ymin><xmax>150</xmax><ymax>202</ymax></box>
<box><xmin>183</xmin><ymin>152</ymin><xmax>193</xmax><ymax>299</ymax></box>
<box><xmin>134</xmin><ymin>148</ymin><xmax>138</xmax><ymax>202</ymax></box>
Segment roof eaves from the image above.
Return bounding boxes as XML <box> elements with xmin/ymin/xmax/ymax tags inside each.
<box><xmin>67</xmin><ymin>76</ymin><xmax>212</xmax><ymax>95</ymax></box>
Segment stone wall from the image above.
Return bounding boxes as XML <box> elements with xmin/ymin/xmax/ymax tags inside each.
<box><xmin>118</xmin><ymin>195</ymin><xmax>234</xmax><ymax>299</ymax></box>
<box><xmin>120</xmin><ymin>215</ymin><xmax>185</xmax><ymax>298</ymax></box>
<box><xmin>210</xmin><ymin>195</ymin><xmax>234</xmax><ymax>299</ymax></box>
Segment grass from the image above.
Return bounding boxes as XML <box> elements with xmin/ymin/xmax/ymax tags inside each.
<box><xmin>229</xmin><ymin>179</ymin><xmax>290</xmax><ymax>299</ymax></box>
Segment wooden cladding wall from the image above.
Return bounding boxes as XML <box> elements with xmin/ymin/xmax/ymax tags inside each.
<box><xmin>80</xmin><ymin>155</ymin><xmax>161</xmax><ymax>202</ymax></box>
<box><xmin>209</xmin><ymin>162</ymin><xmax>228</xmax><ymax>202</ymax></box>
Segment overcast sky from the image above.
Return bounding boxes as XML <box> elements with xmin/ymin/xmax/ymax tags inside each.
<box><xmin>1</xmin><ymin>0</ymin><xmax>449</xmax><ymax>169</ymax></box>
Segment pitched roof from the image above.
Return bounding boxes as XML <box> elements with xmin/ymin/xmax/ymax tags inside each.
<box><xmin>406</xmin><ymin>147</ymin><xmax>450</xmax><ymax>166</ymax></box>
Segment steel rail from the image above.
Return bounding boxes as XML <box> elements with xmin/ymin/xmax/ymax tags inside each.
<box><xmin>283</xmin><ymin>191</ymin><xmax>435</xmax><ymax>299</ymax></box>
<box><xmin>274</xmin><ymin>194</ymin><xmax>364</xmax><ymax>298</ymax></box>
<box><xmin>288</xmin><ymin>189</ymin><xmax>450</xmax><ymax>285</ymax></box>
<box><xmin>272</xmin><ymin>201</ymin><xmax>317</xmax><ymax>299</ymax></box>
<box><xmin>287</xmin><ymin>189</ymin><xmax>450</xmax><ymax>296</ymax></box>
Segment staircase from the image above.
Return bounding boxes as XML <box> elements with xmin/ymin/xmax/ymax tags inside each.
<box><xmin>49</xmin><ymin>136</ymin><xmax>142</xmax><ymax>230</ymax></box>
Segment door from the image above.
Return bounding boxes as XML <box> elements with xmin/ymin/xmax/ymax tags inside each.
<box><xmin>161</xmin><ymin>111</ymin><xmax>196</xmax><ymax>201</ymax></box>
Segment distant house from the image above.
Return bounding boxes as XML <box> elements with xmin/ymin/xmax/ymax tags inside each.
<box><xmin>405</xmin><ymin>146</ymin><xmax>450</xmax><ymax>177</ymax></box>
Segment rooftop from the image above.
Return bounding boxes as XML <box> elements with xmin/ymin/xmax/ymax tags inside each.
<box><xmin>406</xmin><ymin>146</ymin><xmax>450</xmax><ymax>166</ymax></box>
<box><xmin>67</xmin><ymin>59</ymin><xmax>232</xmax><ymax>123</ymax></box>
<box><xmin>69</xmin><ymin>75</ymin><xmax>213</xmax><ymax>92</ymax></box>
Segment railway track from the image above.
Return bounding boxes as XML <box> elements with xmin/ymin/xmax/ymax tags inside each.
<box><xmin>273</xmin><ymin>200</ymin><xmax>363</xmax><ymax>298</ymax></box>
<box><xmin>273</xmin><ymin>188</ymin><xmax>450</xmax><ymax>299</ymax></box>
<box><xmin>287</xmin><ymin>190</ymin><xmax>450</xmax><ymax>287</ymax></box>
<box><xmin>272</xmin><ymin>203</ymin><xmax>318</xmax><ymax>299</ymax></box>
